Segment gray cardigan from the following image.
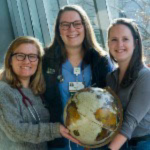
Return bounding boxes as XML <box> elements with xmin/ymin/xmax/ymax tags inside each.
<box><xmin>0</xmin><ymin>81</ymin><xmax>61</xmax><ymax>150</ymax></box>
<box><xmin>107</xmin><ymin>65</ymin><xmax>150</xmax><ymax>139</ymax></box>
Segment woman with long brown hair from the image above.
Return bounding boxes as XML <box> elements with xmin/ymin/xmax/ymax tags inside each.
<box><xmin>107</xmin><ymin>18</ymin><xmax>150</xmax><ymax>150</ymax></box>
<box><xmin>42</xmin><ymin>5</ymin><xmax>113</xmax><ymax>150</ymax></box>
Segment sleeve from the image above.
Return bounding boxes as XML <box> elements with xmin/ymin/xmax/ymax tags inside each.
<box><xmin>100</xmin><ymin>55</ymin><xmax>115</xmax><ymax>73</ymax></box>
<box><xmin>106</xmin><ymin>72</ymin><xmax>113</xmax><ymax>87</ymax></box>
<box><xmin>93</xmin><ymin>55</ymin><xmax>115</xmax><ymax>88</ymax></box>
<box><xmin>120</xmin><ymin>70</ymin><xmax>150</xmax><ymax>139</ymax></box>
<box><xmin>0</xmin><ymin>83</ymin><xmax>61</xmax><ymax>144</ymax></box>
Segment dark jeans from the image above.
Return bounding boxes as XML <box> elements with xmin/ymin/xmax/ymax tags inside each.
<box><xmin>48</xmin><ymin>139</ymin><xmax>84</xmax><ymax>150</ymax></box>
<box><xmin>92</xmin><ymin>135</ymin><xmax>150</xmax><ymax>150</ymax></box>
<box><xmin>91</xmin><ymin>141</ymin><xmax>150</xmax><ymax>150</ymax></box>
<box><xmin>121</xmin><ymin>139</ymin><xmax>150</xmax><ymax>150</ymax></box>
<box><xmin>91</xmin><ymin>145</ymin><xmax>108</xmax><ymax>150</ymax></box>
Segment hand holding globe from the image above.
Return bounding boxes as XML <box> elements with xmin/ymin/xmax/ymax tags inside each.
<box><xmin>64</xmin><ymin>87</ymin><xmax>123</xmax><ymax>148</ymax></box>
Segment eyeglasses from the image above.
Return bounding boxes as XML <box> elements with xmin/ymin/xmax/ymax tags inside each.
<box><xmin>11</xmin><ymin>53</ymin><xmax>39</xmax><ymax>62</ymax></box>
<box><xmin>59</xmin><ymin>20</ymin><xmax>83</xmax><ymax>30</ymax></box>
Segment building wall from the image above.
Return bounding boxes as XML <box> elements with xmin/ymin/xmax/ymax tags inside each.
<box><xmin>0</xmin><ymin>0</ymin><xmax>118</xmax><ymax>68</ymax></box>
<box><xmin>0</xmin><ymin>0</ymin><xmax>14</xmax><ymax>67</ymax></box>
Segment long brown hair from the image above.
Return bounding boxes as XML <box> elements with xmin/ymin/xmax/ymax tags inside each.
<box><xmin>107</xmin><ymin>18</ymin><xmax>143</xmax><ymax>87</ymax></box>
<box><xmin>48</xmin><ymin>5</ymin><xmax>106</xmax><ymax>62</ymax></box>
<box><xmin>0</xmin><ymin>36</ymin><xmax>45</xmax><ymax>94</ymax></box>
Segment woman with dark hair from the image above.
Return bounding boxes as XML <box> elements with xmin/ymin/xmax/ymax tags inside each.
<box><xmin>107</xmin><ymin>18</ymin><xmax>150</xmax><ymax>150</ymax></box>
<box><xmin>42</xmin><ymin>4</ymin><xmax>113</xmax><ymax>150</ymax></box>
<box><xmin>0</xmin><ymin>36</ymin><xmax>79</xmax><ymax>150</ymax></box>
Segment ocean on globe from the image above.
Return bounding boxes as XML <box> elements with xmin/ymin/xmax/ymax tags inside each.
<box><xmin>64</xmin><ymin>87</ymin><xmax>123</xmax><ymax>148</ymax></box>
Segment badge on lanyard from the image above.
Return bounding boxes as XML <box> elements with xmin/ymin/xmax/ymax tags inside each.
<box><xmin>69</xmin><ymin>82</ymin><xmax>85</xmax><ymax>91</ymax></box>
<box><xmin>69</xmin><ymin>82</ymin><xmax>85</xmax><ymax>96</ymax></box>
<box><xmin>69</xmin><ymin>67</ymin><xmax>85</xmax><ymax>96</ymax></box>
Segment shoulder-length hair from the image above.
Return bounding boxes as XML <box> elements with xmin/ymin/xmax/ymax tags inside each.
<box><xmin>107</xmin><ymin>18</ymin><xmax>143</xmax><ymax>87</ymax></box>
<box><xmin>48</xmin><ymin>4</ymin><xmax>106</xmax><ymax>62</ymax></box>
<box><xmin>0</xmin><ymin>36</ymin><xmax>45</xmax><ymax>95</ymax></box>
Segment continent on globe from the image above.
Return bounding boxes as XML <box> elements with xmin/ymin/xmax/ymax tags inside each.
<box><xmin>64</xmin><ymin>87</ymin><xmax>123</xmax><ymax>148</ymax></box>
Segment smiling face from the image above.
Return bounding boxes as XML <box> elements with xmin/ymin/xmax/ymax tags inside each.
<box><xmin>11</xmin><ymin>43</ymin><xmax>39</xmax><ymax>83</ymax></box>
<box><xmin>108</xmin><ymin>24</ymin><xmax>135</xmax><ymax>65</ymax></box>
<box><xmin>59</xmin><ymin>10</ymin><xmax>85</xmax><ymax>50</ymax></box>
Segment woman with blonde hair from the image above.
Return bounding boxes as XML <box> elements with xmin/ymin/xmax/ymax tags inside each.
<box><xmin>0</xmin><ymin>36</ymin><xmax>79</xmax><ymax>150</ymax></box>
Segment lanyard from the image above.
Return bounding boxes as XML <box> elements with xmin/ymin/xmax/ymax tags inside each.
<box><xmin>17</xmin><ymin>88</ymin><xmax>41</xmax><ymax>123</ymax></box>
<box><xmin>74</xmin><ymin>67</ymin><xmax>85</xmax><ymax>85</ymax></box>
<box><xmin>74</xmin><ymin>62</ymin><xmax>91</xmax><ymax>86</ymax></box>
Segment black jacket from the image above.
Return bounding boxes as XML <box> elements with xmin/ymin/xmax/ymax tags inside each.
<box><xmin>42</xmin><ymin>47</ymin><xmax>113</xmax><ymax>148</ymax></box>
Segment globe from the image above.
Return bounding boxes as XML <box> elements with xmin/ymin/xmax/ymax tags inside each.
<box><xmin>64</xmin><ymin>87</ymin><xmax>123</xmax><ymax>148</ymax></box>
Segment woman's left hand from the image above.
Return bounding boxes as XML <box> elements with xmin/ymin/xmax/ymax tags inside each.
<box><xmin>59</xmin><ymin>124</ymin><xmax>80</xmax><ymax>145</ymax></box>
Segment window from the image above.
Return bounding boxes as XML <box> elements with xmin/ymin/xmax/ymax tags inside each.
<box><xmin>7</xmin><ymin>0</ymin><xmax>111</xmax><ymax>49</ymax></box>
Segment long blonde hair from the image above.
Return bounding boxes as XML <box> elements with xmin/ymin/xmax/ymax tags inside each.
<box><xmin>0</xmin><ymin>36</ymin><xmax>45</xmax><ymax>95</ymax></box>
